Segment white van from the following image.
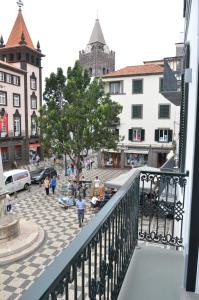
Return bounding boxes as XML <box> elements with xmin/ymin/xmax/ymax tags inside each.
<box><xmin>4</xmin><ymin>169</ymin><xmax>31</xmax><ymax>194</ymax></box>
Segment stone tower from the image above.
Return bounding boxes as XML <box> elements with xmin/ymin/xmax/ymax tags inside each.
<box><xmin>79</xmin><ymin>19</ymin><xmax>115</xmax><ymax>77</ymax></box>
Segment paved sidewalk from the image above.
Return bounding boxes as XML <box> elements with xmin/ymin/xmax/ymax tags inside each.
<box><xmin>0</xmin><ymin>167</ymin><xmax>128</xmax><ymax>300</ymax></box>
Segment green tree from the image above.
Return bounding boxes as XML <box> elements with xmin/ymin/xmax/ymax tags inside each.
<box><xmin>39</xmin><ymin>61</ymin><xmax>122</xmax><ymax>180</ymax></box>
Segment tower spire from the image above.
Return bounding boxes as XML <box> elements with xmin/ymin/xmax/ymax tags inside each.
<box><xmin>89</xmin><ymin>18</ymin><xmax>106</xmax><ymax>45</ymax></box>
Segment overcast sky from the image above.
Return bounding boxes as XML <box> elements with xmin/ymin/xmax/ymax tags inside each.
<box><xmin>1</xmin><ymin>0</ymin><xmax>184</xmax><ymax>81</ymax></box>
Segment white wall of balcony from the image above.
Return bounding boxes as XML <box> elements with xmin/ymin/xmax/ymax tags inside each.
<box><xmin>183</xmin><ymin>0</ymin><xmax>199</xmax><ymax>293</ymax></box>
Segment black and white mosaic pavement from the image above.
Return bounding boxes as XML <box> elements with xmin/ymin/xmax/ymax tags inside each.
<box><xmin>0</xmin><ymin>166</ymin><xmax>128</xmax><ymax>300</ymax></box>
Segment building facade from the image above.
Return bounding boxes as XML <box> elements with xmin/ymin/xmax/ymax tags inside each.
<box><xmin>79</xmin><ymin>18</ymin><xmax>115</xmax><ymax>77</ymax></box>
<box><xmin>0</xmin><ymin>5</ymin><xmax>44</xmax><ymax>169</ymax></box>
<box><xmin>101</xmin><ymin>63</ymin><xmax>180</xmax><ymax>168</ymax></box>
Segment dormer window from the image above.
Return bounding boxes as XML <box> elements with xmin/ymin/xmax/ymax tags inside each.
<box><xmin>30</xmin><ymin>72</ymin><xmax>37</xmax><ymax>90</ymax></box>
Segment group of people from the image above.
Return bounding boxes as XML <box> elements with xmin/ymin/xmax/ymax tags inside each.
<box><xmin>90</xmin><ymin>188</ymin><xmax>114</xmax><ymax>209</ymax></box>
<box><xmin>44</xmin><ymin>176</ymin><xmax>57</xmax><ymax>196</ymax></box>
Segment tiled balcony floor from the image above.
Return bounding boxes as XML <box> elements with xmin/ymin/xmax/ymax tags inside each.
<box><xmin>118</xmin><ymin>244</ymin><xmax>184</xmax><ymax>300</ymax></box>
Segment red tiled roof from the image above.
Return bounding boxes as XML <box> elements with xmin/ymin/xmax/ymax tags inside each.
<box><xmin>5</xmin><ymin>9</ymin><xmax>35</xmax><ymax>50</ymax></box>
<box><xmin>104</xmin><ymin>64</ymin><xmax>163</xmax><ymax>77</ymax></box>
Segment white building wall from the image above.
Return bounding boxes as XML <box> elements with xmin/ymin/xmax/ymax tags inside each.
<box><xmin>183</xmin><ymin>0</ymin><xmax>199</xmax><ymax>292</ymax></box>
<box><xmin>0</xmin><ymin>66</ymin><xmax>25</xmax><ymax>132</ymax></box>
<box><xmin>103</xmin><ymin>74</ymin><xmax>179</xmax><ymax>147</ymax></box>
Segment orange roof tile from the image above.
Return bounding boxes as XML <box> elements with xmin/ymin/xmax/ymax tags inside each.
<box><xmin>104</xmin><ymin>64</ymin><xmax>163</xmax><ymax>77</ymax></box>
<box><xmin>5</xmin><ymin>9</ymin><xmax>35</xmax><ymax>50</ymax></box>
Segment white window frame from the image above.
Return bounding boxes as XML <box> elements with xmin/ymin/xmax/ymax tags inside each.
<box><xmin>13</xmin><ymin>76</ymin><xmax>19</xmax><ymax>86</ymax></box>
<box><xmin>31</xmin><ymin>96</ymin><xmax>37</xmax><ymax>109</ymax></box>
<box><xmin>31</xmin><ymin>118</ymin><xmax>37</xmax><ymax>136</ymax></box>
<box><xmin>109</xmin><ymin>81</ymin><xmax>122</xmax><ymax>94</ymax></box>
<box><xmin>13</xmin><ymin>94</ymin><xmax>20</xmax><ymax>107</ymax></box>
<box><xmin>0</xmin><ymin>72</ymin><xmax>4</xmax><ymax>82</ymax></box>
<box><xmin>14</xmin><ymin>117</ymin><xmax>21</xmax><ymax>136</ymax></box>
<box><xmin>0</xmin><ymin>91</ymin><xmax>6</xmax><ymax>105</ymax></box>
<box><xmin>30</xmin><ymin>78</ymin><xmax>37</xmax><ymax>90</ymax></box>
<box><xmin>132</xmin><ymin>128</ymin><xmax>142</xmax><ymax>142</ymax></box>
<box><xmin>159</xmin><ymin>129</ymin><xmax>168</xmax><ymax>142</ymax></box>
<box><xmin>6</xmin><ymin>74</ymin><xmax>12</xmax><ymax>84</ymax></box>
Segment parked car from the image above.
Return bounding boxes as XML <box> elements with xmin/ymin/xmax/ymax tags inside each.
<box><xmin>4</xmin><ymin>169</ymin><xmax>31</xmax><ymax>194</ymax></box>
<box><xmin>30</xmin><ymin>167</ymin><xmax>57</xmax><ymax>184</ymax></box>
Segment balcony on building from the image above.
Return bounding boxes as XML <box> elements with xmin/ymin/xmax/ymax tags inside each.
<box><xmin>161</xmin><ymin>56</ymin><xmax>183</xmax><ymax>106</ymax></box>
<box><xmin>0</xmin><ymin>130</ymin><xmax>25</xmax><ymax>139</ymax></box>
<box><xmin>21</xmin><ymin>159</ymin><xmax>194</xmax><ymax>300</ymax></box>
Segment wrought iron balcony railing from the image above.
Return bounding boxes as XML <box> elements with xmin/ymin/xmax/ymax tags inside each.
<box><xmin>21</xmin><ymin>169</ymin><xmax>188</xmax><ymax>300</ymax></box>
<box><xmin>0</xmin><ymin>130</ymin><xmax>26</xmax><ymax>139</ymax></box>
<box><xmin>161</xmin><ymin>56</ymin><xmax>183</xmax><ymax>106</ymax></box>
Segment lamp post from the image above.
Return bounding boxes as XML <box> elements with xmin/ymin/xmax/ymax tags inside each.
<box><xmin>64</xmin><ymin>153</ymin><xmax>68</xmax><ymax>176</ymax></box>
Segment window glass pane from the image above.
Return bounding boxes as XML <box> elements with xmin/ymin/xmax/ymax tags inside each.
<box><xmin>31</xmin><ymin>118</ymin><xmax>37</xmax><ymax>135</ymax></box>
<box><xmin>109</xmin><ymin>82</ymin><xmax>120</xmax><ymax>94</ymax></box>
<box><xmin>13</xmin><ymin>76</ymin><xmax>19</xmax><ymax>86</ymax></box>
<box><xmin>31</xmin><ymin>78</ymin><xmax>37</xmax><ymax>90</ymax></box>
<box><xmin>132</xmin><ymin>105</ymin><xmax>142</xmax><ymax>118</ymax></box>
<box><xmin>159</xmin><ymin>129</ymin><xmax>168</xmax><ymax>142</ymax></box>
<box><xmin>159</xmin><ymin>105</ymin><xmax>170</xmax><ymax>118</ymax></box>
<box><xmin>13</xmin><ymin>94</ymin><xmax>20</xmax><ymax>107</ymax></box>
<box><xmin>6</xmin><ymin>74</ymin><xmax>12</xmax><ymax>83</ymax></box>
<box><xmin>0</xmin><ymin>91</ymin><xmax>6</xmax><ymax>105</ymax></box>
<box><xmin>132</xmin><ymin>79</ymin><xmax>143</xmax><ymax>93</ymax></box>
<box><xmin>132</xmin><ymin>128</ymin><xmax>141</xmax><ymax>141</ymax></box>
<box><xmin>0</xmin><ymin>72</ymin><xmax>4</xmax><ymax>82</ymax></box>
<box><xmin>31</xmin><ymin>97</ymin><xmax>37</xmax><ymax>109</ymax></box>
<box><xmin>1</xmin><ymin>147</ymin><xmax>9</xmax><ymax>161</ymax></box>
<box><xmin>159</xmin><ymin>78</ymin><xmax>164</xmax><ymax>92</ymax></box>
<box><xmin>14</xmin><ymin>117</ymin><xmax>21</xmax><ymax>136</ymax></box>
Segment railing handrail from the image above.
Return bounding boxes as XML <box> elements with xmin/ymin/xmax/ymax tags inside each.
<box><xmin>20</xmin><ymin>169</ymin><xmax>141</xmax><ymax>300</ymax></box>
<box><xmin>141</xmin><ymin>169</ymin><xmax>189</xmax><ymax>177</ymax></box>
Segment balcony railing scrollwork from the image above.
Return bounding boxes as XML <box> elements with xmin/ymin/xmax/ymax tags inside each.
<box><xmin>139</xmin><ymin>170</ymin><xmax>188</xmax><ymax>247</ymax></box>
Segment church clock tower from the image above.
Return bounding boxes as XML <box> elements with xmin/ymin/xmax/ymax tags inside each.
<box><xmin>79</xmin><ymin>18</ymin><xmax>115</xmax><ymax>77</ymax></box>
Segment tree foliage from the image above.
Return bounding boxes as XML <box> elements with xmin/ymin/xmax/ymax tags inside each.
<box><xmin>38</xmin><ymin>61</ymin><xmax>122</xmax><ymax>178</ymax></box>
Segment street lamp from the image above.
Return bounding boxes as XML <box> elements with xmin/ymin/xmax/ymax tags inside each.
<box><xmin>64</xmin><ymin>153</ymin><xmax>68</xmax><ymax>176</ymax></box>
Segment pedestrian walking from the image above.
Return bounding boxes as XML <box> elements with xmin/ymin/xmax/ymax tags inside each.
<box><xmin>76</xmin><ymin>195</ymin><xmax>86</xmax><ymax>227</ymax></box>
<box><xmin>90</xmin><ymin>158</ymin><xmax>94</xmax><ymax>169</ymax></box>
<box><xmin>71</xmin><ymin>163</ymin><xmax>75</xmax><ymax>174</ymax></box>
<box><xmin>50</xmin><ymin>175</ymin><xmax>57</xmax><ymax>195</ymax></box>
<box><xmin>44</xmin><ymin>177</ymin><xmax>50</xmax><ymax>196</ymax></box>
<box><xmin>5</xmin><ymin>193</ymin><xmax>12</xmax><ymax>213</ymax></box>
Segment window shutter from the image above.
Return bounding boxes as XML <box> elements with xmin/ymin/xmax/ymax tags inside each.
<box><xmin>141</xmin><ymin>129</ymin><xmax>145</xmax><ymax>141</ymax></box>
<box><xmin>168</xmin><ymin>130</ymin><xmax>173</xmax><ymax>142</ymax></box>
<box><xmin>155</xmin><ymin>129</ymin><xmax>159</xmax><ymax>142</ymax></box>
<box><xmin>129</xmin><ymin>129</ymin><xmax>133</xmax><ymax>141</ymax></box>
<box><xmin>115</xmin><ymin>129</ymin><xmax>119</xmax><ymax>136</ymax></box>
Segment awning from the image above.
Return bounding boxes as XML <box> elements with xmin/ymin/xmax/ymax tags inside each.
<box><xmin>124</xmin><ymin>149</ymin><xmax>148</xmax><ymax>154</ymax></box>
<box><xmin>29</xmin><ymin>143</ymin><xmax>41</xmax><ymax>148</ymax></box>
<box><xmin>103</xmin><ymin>149</ymin><xmax>121</xmax><ymax>153</ymax></box>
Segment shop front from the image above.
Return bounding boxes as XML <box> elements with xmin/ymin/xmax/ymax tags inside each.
<box><xmin>29</xmin><ymin>143</ymin><xmax>41</xmax><ymax>163</ymax></box>
<box><xmin>101</xmin><ymin>150</ymin><xmax>121</xmax><ymax>168</ymax></box>
<box><xmin>124</xmin><ymin>149</ymin><xmax>148</xmax><ymax>168</ymax></box>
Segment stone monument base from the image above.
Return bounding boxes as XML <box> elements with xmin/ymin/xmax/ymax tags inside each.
<box><xmin>0</xmin><ymin>218</ymin><xmax>45</xmax><ymax>265</ymax></box>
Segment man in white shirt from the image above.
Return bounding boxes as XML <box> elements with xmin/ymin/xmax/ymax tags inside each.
<box><xmin>76</xmin><ymin>195</ymin><xmax>86</xmax><ymax>227</ymax></box>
